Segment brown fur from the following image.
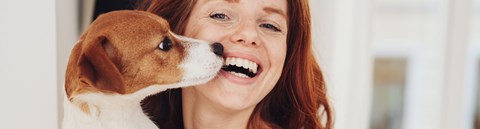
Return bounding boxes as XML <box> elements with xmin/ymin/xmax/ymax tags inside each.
<box><xmin>72</xmin><ymin>100</ymin><xmax>96</xmax><ymax>114</ymax></box>
<box><xmin>65</xmin><ymin>10</ymin><xmax>186</xmax><ymax>102</ymax></box>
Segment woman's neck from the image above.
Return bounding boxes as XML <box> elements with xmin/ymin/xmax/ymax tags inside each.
<box><xmin>182</xmin><ymin>87</ymin><xmax>254</xmax><ymax>129</ymax></box>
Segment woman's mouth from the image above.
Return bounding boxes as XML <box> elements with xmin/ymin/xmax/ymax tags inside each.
<box><xmin>221</xmin><ymin>57</ymin><xmax>261</xmax><ymax>78</ymax></box>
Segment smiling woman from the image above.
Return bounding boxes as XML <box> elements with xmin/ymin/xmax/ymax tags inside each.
<box><xmin>137</xmin><ymin>0</ymin><xmax>332</xmax><ymax>129</ymax></box>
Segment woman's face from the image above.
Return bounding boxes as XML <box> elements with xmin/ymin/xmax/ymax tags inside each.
<box><xmin>184</xmin><ymin>0</ymin><xmax>288</xmax><ymax>111</ymax></box>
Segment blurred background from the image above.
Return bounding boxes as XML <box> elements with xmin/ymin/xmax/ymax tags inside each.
<box><xmin>0</xmin><ymin>0</ymin><xmax>478</xmax><ymax>129</ymax></box>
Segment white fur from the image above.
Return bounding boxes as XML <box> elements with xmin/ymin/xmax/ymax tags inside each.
<box><xmin>174</xmin><ymin>33</ymin><xmax>224</xmax><ymax>86</ymax></box>
<box><xmin>63</xmin><ymin>33</ymin><xmax>223</xmax><ymax>129</ymax></box>
<box><xmin>62</xmin><ymin>85</ymin><xmax>174</xmax><ymax>129</ymax></box>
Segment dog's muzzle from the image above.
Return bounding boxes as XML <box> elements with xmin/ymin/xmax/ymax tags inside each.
<box><xmin>211</xmin><ymin>42</ymin><xmax>224</xmax><ymax>57</ymax></box>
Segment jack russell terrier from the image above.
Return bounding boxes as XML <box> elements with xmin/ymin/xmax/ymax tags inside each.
<box><xmin>62</xmin><ymin>10</ymin><xmax>224</xmax><ymax>129</ymax></box>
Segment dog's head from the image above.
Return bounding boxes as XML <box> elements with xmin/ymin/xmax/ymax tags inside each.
<box><xmin>65</xmin><ymin>10</ymin><xmax>223</xmax><ymax>101</ymax></box>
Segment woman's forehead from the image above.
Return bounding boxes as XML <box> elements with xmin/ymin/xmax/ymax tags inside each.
<box><xmin>200</xmin><ymin>0</ymin><xmax>288</xmax><ymax>16</ymax></box>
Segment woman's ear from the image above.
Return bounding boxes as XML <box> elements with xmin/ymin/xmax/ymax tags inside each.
<box><xmin>77</xmin><ymin>36</ymin><xmax>126</xmax><ymax>94</ymax></box>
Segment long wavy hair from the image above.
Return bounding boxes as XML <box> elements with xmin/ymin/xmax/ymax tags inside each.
<box><xmin>137</xmin><ymin>0</ymin><xmax>333</xmax><ymax>128</ymax></box>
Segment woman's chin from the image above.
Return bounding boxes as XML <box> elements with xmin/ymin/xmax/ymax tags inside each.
<box><xmin>213</xmin><ymin>93</ymin><xmax>260</xmax><ymax>112</ymax></box>
<box><xmin>195</xmin><ymin>79</ymin><xmax>259</xmax><ymax>112</ymax></box>
<box><xmin>189</xmin><ymin>70</ymin><xmax>271</xmax><ymax>112</ymax></box>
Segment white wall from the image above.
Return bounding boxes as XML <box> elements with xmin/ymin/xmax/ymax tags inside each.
<box><xmin>0</xmin><ymin>0</ymin><xmax>58</xmax><ymax>129</ymax></box>
<box><xmin>56</xmin><ymin>0</ymin><xmax>80</xmax><ymax>128</ymax></box>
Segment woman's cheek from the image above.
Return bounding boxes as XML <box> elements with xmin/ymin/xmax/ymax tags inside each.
<box><xmin>193</xmin><ymin>23</ymin><xmax>227</xmax><ymax>41</ymax></box>
<box><xmin>268</xmin><ymin>39</ymin><xmax>287</xmax><ymax>61</ymax></box>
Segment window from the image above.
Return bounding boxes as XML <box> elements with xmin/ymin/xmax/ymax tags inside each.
<box><xmin>369</xmin><ymin>0</ymin><xmax>444</xmax><ymax>128</ymax></box>
<box><xmin>371</xmin><ymin>0</ymin><xmax>443</xmax><ymax>46</ymax></box>
<box><xmin>312</xmin><ymin>0</ymin><xmax>476</xmax><ymax>128</ymax></box>
<box><xmin>370</xmin><ymin>58</ymin><xmax>407</xmax><ymax>129</ymax></box>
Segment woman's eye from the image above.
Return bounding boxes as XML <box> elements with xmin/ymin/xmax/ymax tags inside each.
<box><xmin>209</xmin><ymin>13</ymin><xmax>229</xmax><ymax>21</ymax></box>
<box><xmin>259</xmin><ymin>23</ymin><xmax>281</xmax><ymax>32</ymax></box>
<box><xmin>158</xmin><ymin>37</ymin><xmax>173</xmax><ymax>51</ymax></box>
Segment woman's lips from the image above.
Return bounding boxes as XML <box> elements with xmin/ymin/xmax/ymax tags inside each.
<box><xmin>220</xmin><ymin>69</ymin><xmax>261</xmax><ymax>85</ymax></box>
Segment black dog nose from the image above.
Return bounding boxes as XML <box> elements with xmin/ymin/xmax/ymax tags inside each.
<box><xmin>211</xmin><ymin>42</ymin><xmax>224</xmax><ymax>56</ymax></box>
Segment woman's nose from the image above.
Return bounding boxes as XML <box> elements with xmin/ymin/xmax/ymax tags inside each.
<box><xmin>229</xmin><ymin>22</ymin><xmax>259</xmax><ymax>46</ymax></box>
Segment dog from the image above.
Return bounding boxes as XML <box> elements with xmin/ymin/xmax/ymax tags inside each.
<box><xmin>62</xmin><ymin>10</ymin><xmax>224</xmax><ymax>129</ymax></box>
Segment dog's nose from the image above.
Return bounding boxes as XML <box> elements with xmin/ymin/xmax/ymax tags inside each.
<box><xmin>211</xmin><ymin>42</ymin><xmax>224</xmax><ymax>57</ymax></box>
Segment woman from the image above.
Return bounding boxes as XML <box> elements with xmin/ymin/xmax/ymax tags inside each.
<box><xmin>138</xmin><ymin>0</ymin><xmax>333</xmax><ymax>128</ymax></box>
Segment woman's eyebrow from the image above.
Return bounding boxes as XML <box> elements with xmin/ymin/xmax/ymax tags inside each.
<box><xmin>205</xmin><ymin>0</ymin><xmax>238</xmax><ymax>3</ymax></box>
<box><xmin>217</xmin><ymin>0</ymin><xmax>286</xmax><ymax>19</ymax></box>
<box><xmin>264</xmin><ymin>7</ymin><xmax>287</xmax><ymax>19</ymax></box>
<box><xmin>224</xmin><ymin>0</ymin><xmax>239</xmax><ymax>3</ymax></box>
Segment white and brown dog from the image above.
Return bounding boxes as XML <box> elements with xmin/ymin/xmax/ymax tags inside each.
<box><xmin>62</xmin><ymin>10</ymin><xmax>224</xmax><ymax>129</ymax></box>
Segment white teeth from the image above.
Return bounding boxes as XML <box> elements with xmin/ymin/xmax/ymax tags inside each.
<box><xmin>224</xmin><ymin>57</ymin><xmax>259</xmax><ymax>74</ymax></box>
<box><xmin>251</xmin><ymin>61</ymin><xmax>257</xmax><ymax>73</ymax></box>
<box><xmin>228</xmin><ymin>71</ymin><xmax>249</xmax><ymax>78</ymax></box>
<box><xmin>241</xmin><ymin>59</ymin><xmax>247</xmax><ymax>69</ymax></box>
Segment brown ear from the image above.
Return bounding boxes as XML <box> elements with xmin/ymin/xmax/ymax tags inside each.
<box><xmin>77</xmin><ymin>36</ymin><xmax>126</xmax><ymax>94</ymax></box>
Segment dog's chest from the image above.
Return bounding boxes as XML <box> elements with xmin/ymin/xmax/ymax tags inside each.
<box><xmin>62</xmin><ymin>94</ymin><xmax>158</xmax><ymax>129</ymax></box>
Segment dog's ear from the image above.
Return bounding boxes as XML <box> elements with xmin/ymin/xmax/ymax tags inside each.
<box><xmin>77</xmin><ymin>36</ymin><xmax>126</xmax><ymax>94</ymax></box>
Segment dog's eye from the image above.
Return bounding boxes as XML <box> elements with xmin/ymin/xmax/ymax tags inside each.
<box><xmin>158</xmin><ymin>37</ymin><xmax>173</xmax><ymax>51</ymax></box>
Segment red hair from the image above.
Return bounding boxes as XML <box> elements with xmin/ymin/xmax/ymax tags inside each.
<box><xmin>137</xmin><ymin>0</ymin><xmax>333</xmax><ymax>128</ymax></box>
